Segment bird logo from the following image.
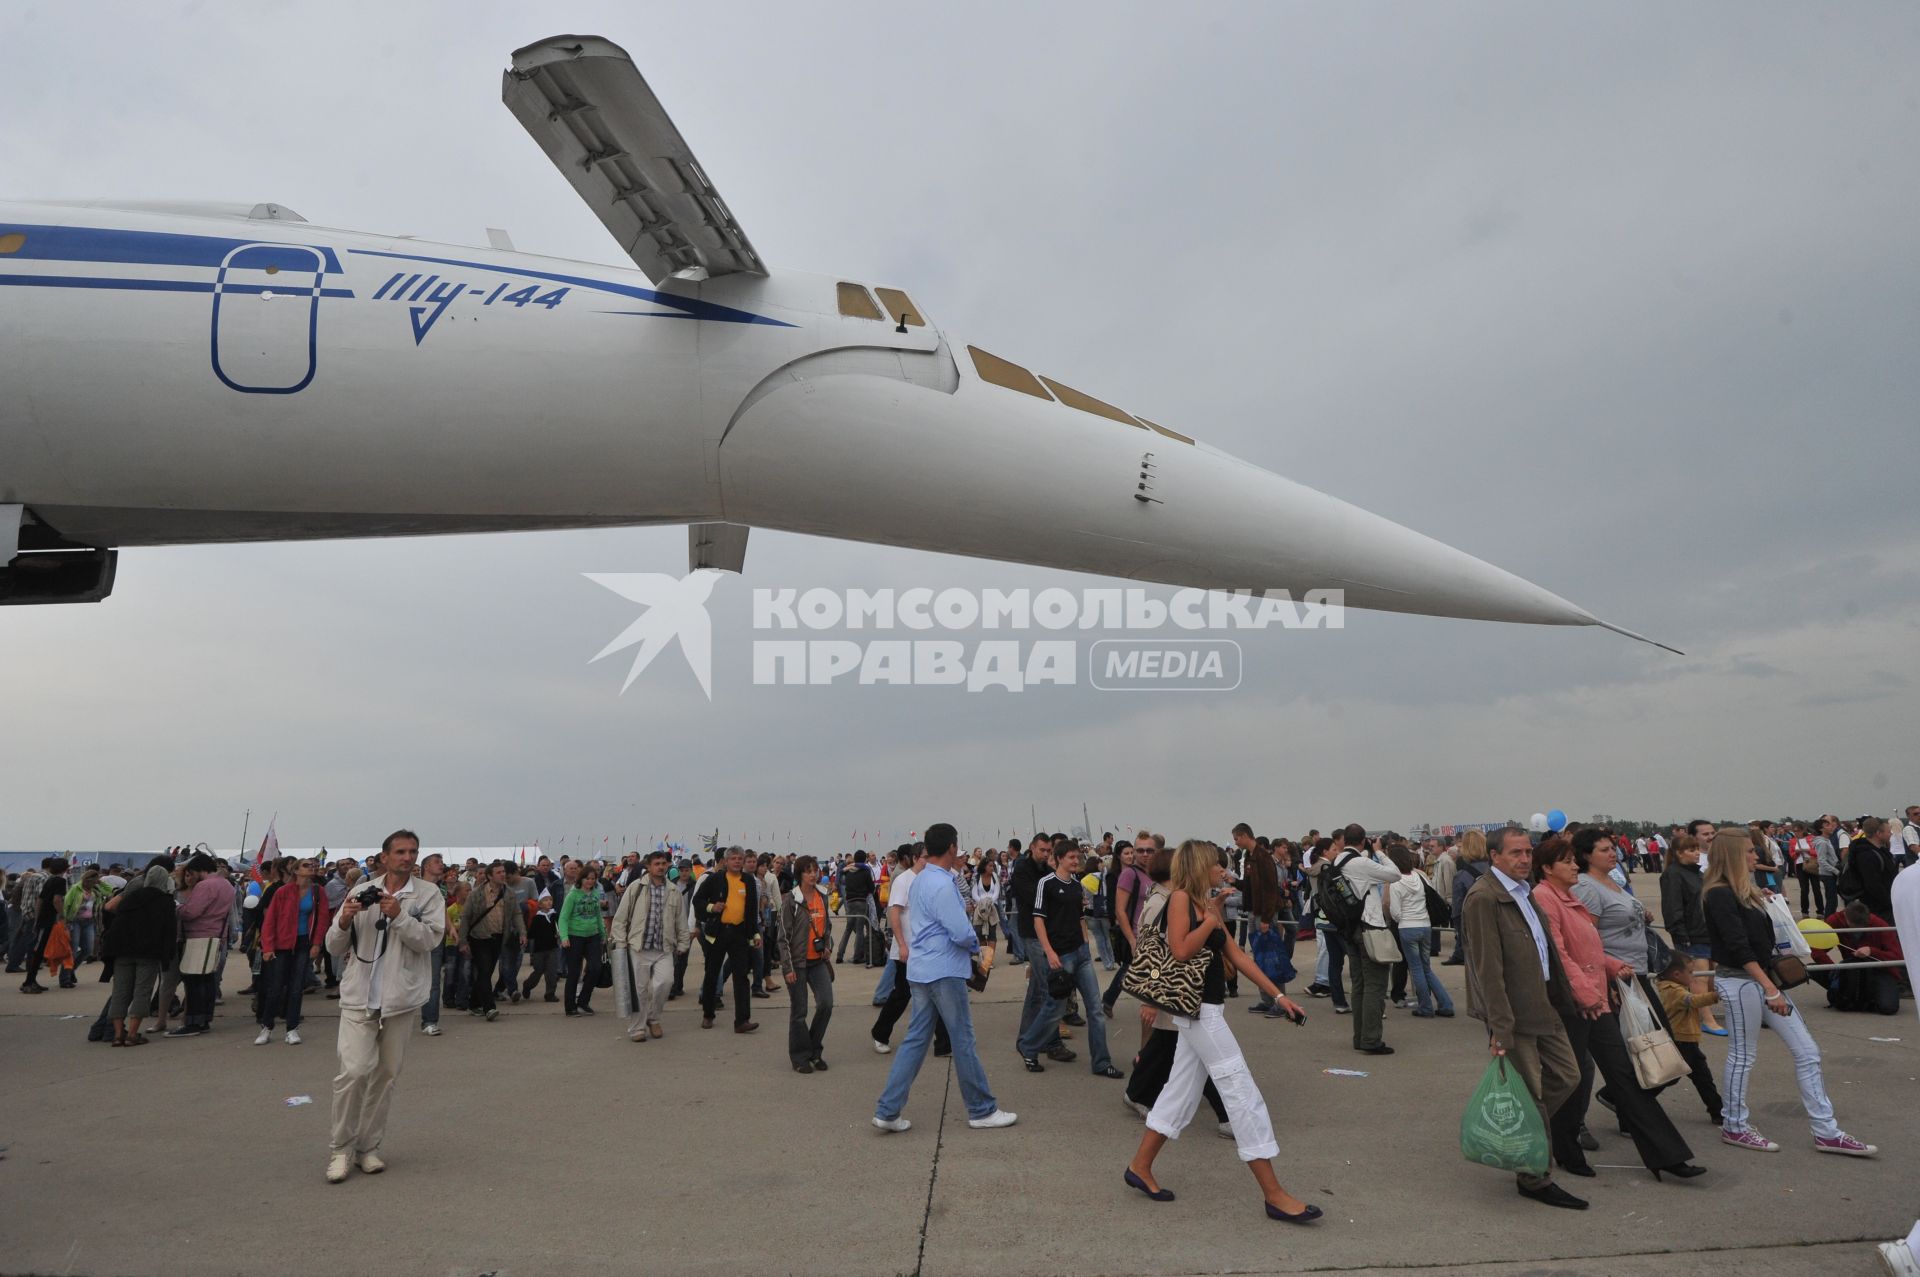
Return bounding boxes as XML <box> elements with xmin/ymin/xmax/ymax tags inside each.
<box><xmin>585</xmin><ymin>570</ymin><xmax>724</xmax><ymax>698</ymax></box>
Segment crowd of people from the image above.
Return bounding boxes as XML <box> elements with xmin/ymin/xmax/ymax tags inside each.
<box><xmin>4</xmin><ymin>806</ymin><xmax>1914</xmax><ymax>1225</ymax></box>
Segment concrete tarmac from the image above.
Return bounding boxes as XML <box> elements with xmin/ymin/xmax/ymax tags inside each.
<box><xmin>1</xmin><ymin>938</ymin><xmax>1912</xmax><ymax>1277</ymax></box>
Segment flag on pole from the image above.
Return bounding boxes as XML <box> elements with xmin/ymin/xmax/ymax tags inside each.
<box><xmin>251</xmin><ymin>816</ymin><xmax>281</xmax><ymax>880</ymax></box>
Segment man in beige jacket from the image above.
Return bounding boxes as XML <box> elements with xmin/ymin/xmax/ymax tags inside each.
<box><xmin>609</xmin><ymin>849</ymin><xmax>690</xmax><ymax>1041</ymax></box>
<box><xmin>323</xmin><ymin>831</ymin><xmax>446</xmax><ymax>1184</ymax></box>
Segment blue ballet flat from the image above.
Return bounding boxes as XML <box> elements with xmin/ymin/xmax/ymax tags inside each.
<box><xmin>1265</xmin><ymin>1201</ymin><xmax>1324</xmax><ymax>1224</ymax></box>
<box><xmin>1702</xmin><ymin>1026</ymin><xmax>1729</xmax><ymax>1037</ymax></box>
<box><xmin>1124</xmin><ymin>1168</ymin><xmax>1175</xmax><ymax>1202</ymax></box>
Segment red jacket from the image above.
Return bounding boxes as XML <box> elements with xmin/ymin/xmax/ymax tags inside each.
<box><xmin>1814</xmin><ymin>910</ymin><xmax>1904</xmax><ymax>971</ymax></box>
<box><xmin>260</xmin><ymin>883</ymin><xmax>332</xmax><ymax>953</ymax></box>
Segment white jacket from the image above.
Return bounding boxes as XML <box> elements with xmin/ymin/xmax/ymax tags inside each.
<box><xmin>1340</xmin><ymin>851</ymin><xmax>1402</xmax><ymax>928</ymax></box>
<box><xmin>322</xmin><ymin>874</ymin><xmax>446</xmax><ymax>1017</ymax></box>
<box><xmin>1386</xmin><ymin>872</ymin><xmax>1431</xmax><ymax>929</ymax></box>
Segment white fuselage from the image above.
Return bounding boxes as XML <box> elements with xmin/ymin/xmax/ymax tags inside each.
<box><xmin>0</xmin><ymin>199</ymin><xmax>1597</xmax><ymax>627</ymax></box>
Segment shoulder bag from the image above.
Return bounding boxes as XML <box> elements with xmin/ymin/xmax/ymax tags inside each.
<box><xmin>177</xmin><ymin>935</ymin><xmax>220</xmax><ymax>976</ymax></box>
<box><xmin>1120</xmin><ymin>907</ymin><xmax>1209</xmax><ymax>1018</ymax></box>
<box><xmin>1615</xmin><ymin>977</ymin><xmax>1689</xmax><ymax>1088</ymax></box>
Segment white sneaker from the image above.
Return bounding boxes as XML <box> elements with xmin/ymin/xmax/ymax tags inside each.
<box><xmin>1122</xmin><ymin>1094</ymin><xmax>1151</xmax><ymax>1120</ymax></box>
<box><xmin>284</xmin><ymin>1029</ymin><xmax>302</xmax><ymax>1045</ymax></box>
<box><xmin>967</xmin><ymin>1109</ymin><xmax>1018</xmax><ymax>1130</ymax></box>
<box><xmin>421</xmin><ymin>1023</ymin><xmax>441</xmax><ymax>1036</ymax></box>
<box><xmin>1878</xmin><ymin>1240</ymin><xmax>1920</xmax><ymax>1277</ymax></box>
<box><xmin>872</xmin><ymin>1038</ymin><xmax>891</xmax><ymax>1054</ymax></box>
<box><xmin>873</xmin><ymin>1116</ymin><xmax>911</xmax><ymax>1133</ymax></box>
<box><xmin>325</xmin><ymin>1150</ymin><xmax>352</xmax><ymax>1183</ymax></box>
<box><xmin>1217</xmin><ymin>1121</ymin><xmax>1236</xmax><ymax>1140</ymax></box>
<box><xmin>356</xmin><ymin>1150</ymin><xmax>386</xmax><ymax>1174</ymax></box>
<box><xmin>254</xmin><ymin>1027</ymin><xmax>272</xmax><ymax>1045</ymax></box>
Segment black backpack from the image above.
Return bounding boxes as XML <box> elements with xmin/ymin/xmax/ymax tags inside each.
<box><xmin>1318</xmin><ymin>853</ymin><xmax>1367</xmax><ymax>940</ymax></box>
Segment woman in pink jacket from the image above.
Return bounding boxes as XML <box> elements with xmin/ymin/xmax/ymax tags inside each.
<box><xmin>1530</xmin><ymin>836</ymin><xmax>1700</xmax><ymax>1182</ymax></box>
<box><xmin>256</xmin><ymin>858</ymin><xmax>332</xmax><ymax>1045</ymax></box>
<box><xmin>166</xmin><ymin>854</ymin><xmax>236</xmax><ymax>1038</ymax></box>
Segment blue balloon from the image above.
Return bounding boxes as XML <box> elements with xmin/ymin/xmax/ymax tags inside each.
<box><xmin>1546</xmin><ymin>809</ymin><xmax>1568</xmax><ymax>832</ymax></box>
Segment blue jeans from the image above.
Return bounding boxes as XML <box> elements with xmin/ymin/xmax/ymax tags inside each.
<box><xmin>421</xmin><ymin>946</ymin><xmax>444</xmax><ymax>1026</ymax></box>
<box><xmin>259</xmin><ymin>947</ymin><xmax>312</xmax><ymax>1030</ymax></box>
<box><xmin>1319</xmin><ymin>926</ymin><xmax>1349</xmax><ymax>1008</ymax></box>
<box><xmin>70</xmin><ymin>917</ymin><xmax>97</xmax><ymax>960</ymax></box>
<box><xmin>1090</xmin><ymin>918</ymin><xmax>1115</xmax><ymax>966</ymax></box>
<box><xmin>444</xmin><ymin>948</ymin><xmax>469</xmax><ymax>1008</ymax></box>
<box><xmin>1018</xmin><ymin>946</ymin><xmax>1111</xmax><ymax>1071</ymax></box>
<box><xmin>873</xmin><ymin>956</ymin><xmax>897</xmax><ymax>1006</ymax></box>
<box><xmin>1396</xmin><ymin>927</ymin><xmax>1452</xmax><ymax>1014</ymax></box>
<box><xmin>1000</xmin><ymin>906</ymin><xmax>1026</xmax><ymax>961</ymax></box>
<box><xmin>875</xmin><ymin>976</ymin><xmax>998</xmax><ymax>1121</ymax></box>
<box><xmin>1018</xmin><ymin>951</ymin><xmax>1062</xmax><ymax>1051</ymax></box>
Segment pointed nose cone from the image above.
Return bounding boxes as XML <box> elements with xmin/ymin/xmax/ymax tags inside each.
<box><xmin>1143</xmin><ymin>447</ymin><xmax>1599</xmax><ymax>628</ymax></box>
<box><xmin>1254</xmin><ymin>469</ymin><xmax>1597</xmax><ymax>627</ymax></box>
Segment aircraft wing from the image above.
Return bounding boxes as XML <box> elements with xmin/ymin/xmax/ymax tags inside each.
<box><xmin>503</xmin><ymin>35</ymin><xmax>766</xmax><ymax>283</ymax></box>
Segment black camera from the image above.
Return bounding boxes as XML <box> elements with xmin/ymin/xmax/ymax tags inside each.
<box><xmin>355</xmin><ymin>885</ymin><xmax>384</xmax><ymax>908</ymax></box>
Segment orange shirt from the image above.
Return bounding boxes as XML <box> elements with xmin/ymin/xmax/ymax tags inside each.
<box><xmin>806</xmin><ymin>889</ymin><xmax>828</xmax><ymax>960</ymax></box>
<box><xmin>720</xmin><ymin>872</ymin><xmax>748</xmax><ymax>926</ymax></box>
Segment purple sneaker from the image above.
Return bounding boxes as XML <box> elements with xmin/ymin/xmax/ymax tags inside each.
<box><xmin>1814</xmin><ymin>1133</ymin><xmax>1876</xmax><ymax>1158</ymax></box>
<box><xmin>1721</xmin><ymin>1128</ymin><xmax>1780</xmax><ymax>1152</ymax></box>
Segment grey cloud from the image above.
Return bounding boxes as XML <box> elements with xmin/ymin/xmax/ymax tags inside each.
<box><xmin>3</xmin><ymin>2</ymin><xmax>1918</xmax><ymax>849</ymax></box>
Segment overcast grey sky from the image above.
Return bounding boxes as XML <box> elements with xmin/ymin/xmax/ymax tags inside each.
<box><xmin>3</xmin><ymin>3</ymin><xmax>1916</xmax><ymax>854</ymax></box>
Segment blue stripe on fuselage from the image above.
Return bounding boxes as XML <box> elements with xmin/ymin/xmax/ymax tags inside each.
<box><xmin>347</xmin><ymin>248</ymin><xmax>793</xmax><ymax>327</ymax></box>
<box><xmin>0</xmin><ymin>223</ymin><xmax>344</xmax><ymax>273</ymax></box>
<box><xmin>0</xmin><ymin>274</ymin><xmax>353</xmax><ymax>298</ymax></box>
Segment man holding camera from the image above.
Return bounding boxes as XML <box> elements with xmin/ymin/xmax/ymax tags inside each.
<box><xmin>324</xmin><ymin>829</ymin><xmax>445</xmax><ymax>1184</ymax></box>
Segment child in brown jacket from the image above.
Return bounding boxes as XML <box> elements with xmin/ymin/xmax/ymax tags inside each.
<box><xmin>1656</xmin><ymin>950</ymin><xmax>1724</xmax><ymax>1124</ymax></box>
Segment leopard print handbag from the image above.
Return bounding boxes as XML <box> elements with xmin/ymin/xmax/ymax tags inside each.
<box><xmin>1120</xmin><ymin>916</ymin><xmax>1208</xmax><ymax>1017</ymax></box>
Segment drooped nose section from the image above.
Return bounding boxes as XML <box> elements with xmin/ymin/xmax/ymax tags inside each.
<box><xmin>719</xmin><ymin>336</ymin><xmax>1598</xmax><ymax>629</ymax></box>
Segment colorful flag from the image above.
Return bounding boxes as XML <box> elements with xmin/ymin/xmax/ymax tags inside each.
<box><xmin>250</xmin><ymin>817</ymin><xmax>281</xmax><ymax>880</ymax></box>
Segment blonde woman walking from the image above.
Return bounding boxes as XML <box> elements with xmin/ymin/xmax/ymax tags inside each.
<box><xmin>1124</xmin><ymin>841</ymin><xmax>1319</xmax><ymax>1223</ymax></box>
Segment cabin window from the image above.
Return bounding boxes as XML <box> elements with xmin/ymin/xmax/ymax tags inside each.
<box><xmin>874</xmin><ymin>287</ymin><xmax>925</xmax><ymax>328</ymax></box>
<box><xmin>1039</xmin><ymin>377</ymin><xmax>1144</xmax><ymax>428</ymax></box>
<box><xmin>0</xmin><ymin>232</ymin><xmax>25</xmax><ymax>254</ymax></box>
<box><xmin>836</xmin><ymin>281</ymin><xmax>883</xmax><ymax>320</ymax></box>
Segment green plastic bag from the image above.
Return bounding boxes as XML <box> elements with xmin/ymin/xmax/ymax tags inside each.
<box><xmin>1459</xmin><ymin>1055</ymin><xmax>1549</xmax><ymax>1176</ymax></box>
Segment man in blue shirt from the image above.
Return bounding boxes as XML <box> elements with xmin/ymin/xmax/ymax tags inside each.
<box><xmin>873</xmin><ymin>823</ymin><xmax>1017</xmax><ymax>1133</ymax></box>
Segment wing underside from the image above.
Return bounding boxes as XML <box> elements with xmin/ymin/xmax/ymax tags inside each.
<box><xmin>504</xmin><ymin>34</ymin><xmax>766</xmax><ymax>284</ymax></box>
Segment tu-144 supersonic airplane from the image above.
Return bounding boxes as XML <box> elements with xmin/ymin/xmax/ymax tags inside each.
<box><xmin>0</xmin><ymin>34</ymin><xmax>1673</xmax><ymax>651</ymax></box>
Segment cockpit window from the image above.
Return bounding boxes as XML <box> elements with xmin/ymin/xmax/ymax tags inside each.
<box><xmin>837</xmin><ymin>281</ymin><xmax>883</xmax><ymax>320</ymax></box>
<box><xmin>874</xmin><ymin>287</ymin><xmax>925</xmax><ymax>328</ymax></box>
<box><xmin>1134</xmin><ymin>417</ymin><xmax>1194</xmax><ymax>445</ymax></box>
<box><xmin>966</xmin><ymin>346</ymin><xmax>1196</xmax><ymax>443</ymax></box>
<box><xmin>968</xmin><ymin>347</ymin><xmax>1053</xmax><ymax>400</ymax></box>
<box><xmin>1039</xmin><ymin>377</ymin><xmax>1144</xmax><ymax>429</ymax></box>
<box><xmin>0</xmin><ymin>232</ymin><xmax>24</xmax><ymax>254</ymax></box>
